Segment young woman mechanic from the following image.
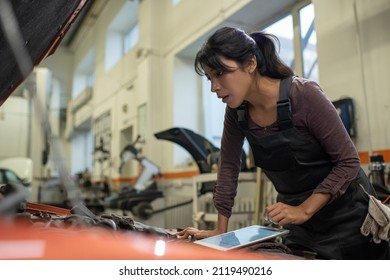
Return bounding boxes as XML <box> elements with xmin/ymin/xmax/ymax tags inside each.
<box><xmin>177</xmin><ymin>26</ymin><xmax>389</xmax><ymax>259</ymax></box>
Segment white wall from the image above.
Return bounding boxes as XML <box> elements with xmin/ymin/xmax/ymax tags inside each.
<box><xmin>52</xmin><ymin>0</ymin><xmax>253</xmax><ymax>179</ymax></box>
<box><xmin>0</xmin><ymin>96</ymin><xmax>29</xmax><ymax>158</ymax></box>
<box><xmin>29</xmin><ymin>0</ymin><xmax>390</xmax><ymax>183</ymax></box>
<box><xmin>313</xmin><ymin>0</ymin><xmax>390</xmax><ymax>156</ymax></box>
<box><xmin>172</xmin><ymin>56</ymin><xmax>199</xmax><ymax>167</ymax></box>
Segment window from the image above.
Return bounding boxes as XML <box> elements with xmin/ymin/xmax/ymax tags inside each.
<box><xmin>124</xmin><ymin>23</ymin><xmax>139</xmax><ymax>53</ymax></box>
<box><xmin>70</xmin><ymin>49</ymin><xmax>94</xmax><ymax>176</ymax></box>
<box><xmin>172</xmin><ymin>0</ymin><xmax>182</xmax><ymax>6</ymax></box>
<box><xmin>299</xmin><ymin>4</ymin><xmax>319</xmax><ymax>82</ymax></box>
<box><xmin>71</xmin><ymin>126</ymin><xmax>93</xmax><ymax>176</ymax></box>
<box><xmin>72</xmin><ymin>48</ymin><xmax>95</xmax><ymax>99</ymax></box>
<box><xmin>105</xmin><ymin>1</ymin><xmax>139</xmax><ymax>72</ymax></box>
<box><xmin>201</xmin><ymin>76</ymin><xmax>225</xmax><ymax>148</ymax></box>
<box><xmin>263</xmin><ymin>15</ymin><xmax>294</xmax><ymax>69</ymax></box>
<box><xmin>87</xmin><ymin>71</ymin><xmax>95</xmax><ymax>88</ymax></box>
<box><xmin>262</xmin><ymin>3</ymin><xmax>318</xmax><ymax>82</ymax></box>
<box><xmin>201</xmin><ymin>75</ymin><xmax>251</xmax><ymax>155</ymax></box>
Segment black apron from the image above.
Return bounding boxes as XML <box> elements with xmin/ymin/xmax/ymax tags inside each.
<box><xmin>236</xmin><ymin>76</ymin><xmax>389</xmax><ymax>259</ymax></box>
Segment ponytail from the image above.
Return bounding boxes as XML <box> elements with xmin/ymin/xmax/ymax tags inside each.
<box><xmin>250</xmin><ymin>31</ymin><xmax>294</xmax><ymax>78</ymax></box>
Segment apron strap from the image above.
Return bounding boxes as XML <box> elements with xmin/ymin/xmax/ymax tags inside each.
<box><xmin>237</xmin><ymin>101</ymin><xmax>249</xmax><ymax>130</ymax></box>
<box><xmin>237</xmin><ymin>76</ymin><xmax>294</xmax><ymax>131</ymax></box>
<box><xmin>277</xmin><ymin>76</ymin><xmax>293</xmax><ymax>130</ymax></box>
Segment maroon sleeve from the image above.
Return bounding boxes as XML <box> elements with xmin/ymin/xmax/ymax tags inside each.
<box><xmin>213</xmin><ymin>106</ymin><xmax>246</xmax><ymax>218</ymax></box>
<box><xmin>291</xmin><ymin>78</ymin><xmax>360</xmax><ymax>201</ymax></box>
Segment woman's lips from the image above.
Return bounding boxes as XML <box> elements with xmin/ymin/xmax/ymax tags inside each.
<box><xmin>219</xmin><ymin>95</ymin><xmax>228</xmax><ymax>103</ymax></box>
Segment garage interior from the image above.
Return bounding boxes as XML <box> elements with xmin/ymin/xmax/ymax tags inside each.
<box><xmin>0</xmin><ymin>0</ymin><xmax>389</xmax><ymax>260</ymax></box>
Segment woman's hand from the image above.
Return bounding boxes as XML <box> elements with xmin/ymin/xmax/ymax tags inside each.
<box><xmin>264</xmin><ymin>193</ymin><xmax>331</xmax><ymax>226</ymax></box>
<box><xmin>264</xmin><ymin>202</ymin><xmax>311</xmax><ymax>226</ymax></box>
<box><xmin>176</xmin><ymin>227</ymin><xmax>223</xmax><ymax>240</ymax></box>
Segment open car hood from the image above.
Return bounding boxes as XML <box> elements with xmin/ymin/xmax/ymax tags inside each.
<box><xmin>0</xmin><ymin>0</ymin><xmax>89</xmax><ymax>106</ymax></box>
<box><xmin>155</xmin><ymin>127</ymin><xmax>250</xmax><ymax>173</ymax></box>
<box><xmin>155</xmin><ymin>127</ymin><xmax>220</xmax><ymax>173</ymax></box>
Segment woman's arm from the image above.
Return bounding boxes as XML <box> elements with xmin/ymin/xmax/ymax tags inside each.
<box><xmin>177</xmin><ymin>107</ymin><xmax>244</xmax><ymax>240</ymax></box>
<box><xmin>265</xmin><ymin>193</ymin><xmax>331</xmax><ymax>226</ymax></box>
<box><xmin>292</xmin><ymin>79</ymin><xmax>360</xmax><ymax>201</ymax></box>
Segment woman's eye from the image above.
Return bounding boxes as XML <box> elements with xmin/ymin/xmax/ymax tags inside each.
<box><xmin>217</xmin><ymin>71</ymin><xmax>223</xmax><ymax>76</ymax></box>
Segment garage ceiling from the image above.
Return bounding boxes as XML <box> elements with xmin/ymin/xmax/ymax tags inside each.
<box><xmin>64</xmin><ymin>0</ymin><xmax>302</xmax><ymax>58</ymax></box>
<box><xmin>178</xmin><ymin>0</ymin><xmax>301</xmax><ymax>58</ymax></box>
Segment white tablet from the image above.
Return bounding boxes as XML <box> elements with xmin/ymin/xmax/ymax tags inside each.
<box><xmin>194</xmin><ymin>225</ymin><xmax>289</xmax><ymax>251</ymax></box>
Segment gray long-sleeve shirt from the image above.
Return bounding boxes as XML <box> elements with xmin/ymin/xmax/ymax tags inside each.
<box><xmin>214</xmin><ymin>77</ymin><xmax>361</xmax><ymax>218</ymax></box>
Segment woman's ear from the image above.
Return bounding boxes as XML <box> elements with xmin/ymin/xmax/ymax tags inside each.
<box><xmin>246</xmin><ymin>55</ymin><xmax>257</xmax><ymax>74</ymax></box>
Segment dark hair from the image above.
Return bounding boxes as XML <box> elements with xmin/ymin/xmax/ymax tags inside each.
<box><xmin>195</xmin><ymin>26</ymin><xmax>294</xmax><ymax>79</ymax></box>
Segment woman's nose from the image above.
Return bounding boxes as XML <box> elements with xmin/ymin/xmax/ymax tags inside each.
<box><xmin>210</xmin><ymin>80</ymin><xmax>220</xmax><ymax>93</ymax></box>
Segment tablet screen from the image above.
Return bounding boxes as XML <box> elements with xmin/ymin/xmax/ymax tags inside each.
<box><xmin>194</xmin><ymin>225</ymin><xmax>288</xmax><ymax>251</ymax></box>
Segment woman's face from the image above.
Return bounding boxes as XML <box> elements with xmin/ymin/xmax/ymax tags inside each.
<box><xmin>203</xmin><ymin>56</ymin><xmax>255</xmax><ymax>109</ymax></box>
